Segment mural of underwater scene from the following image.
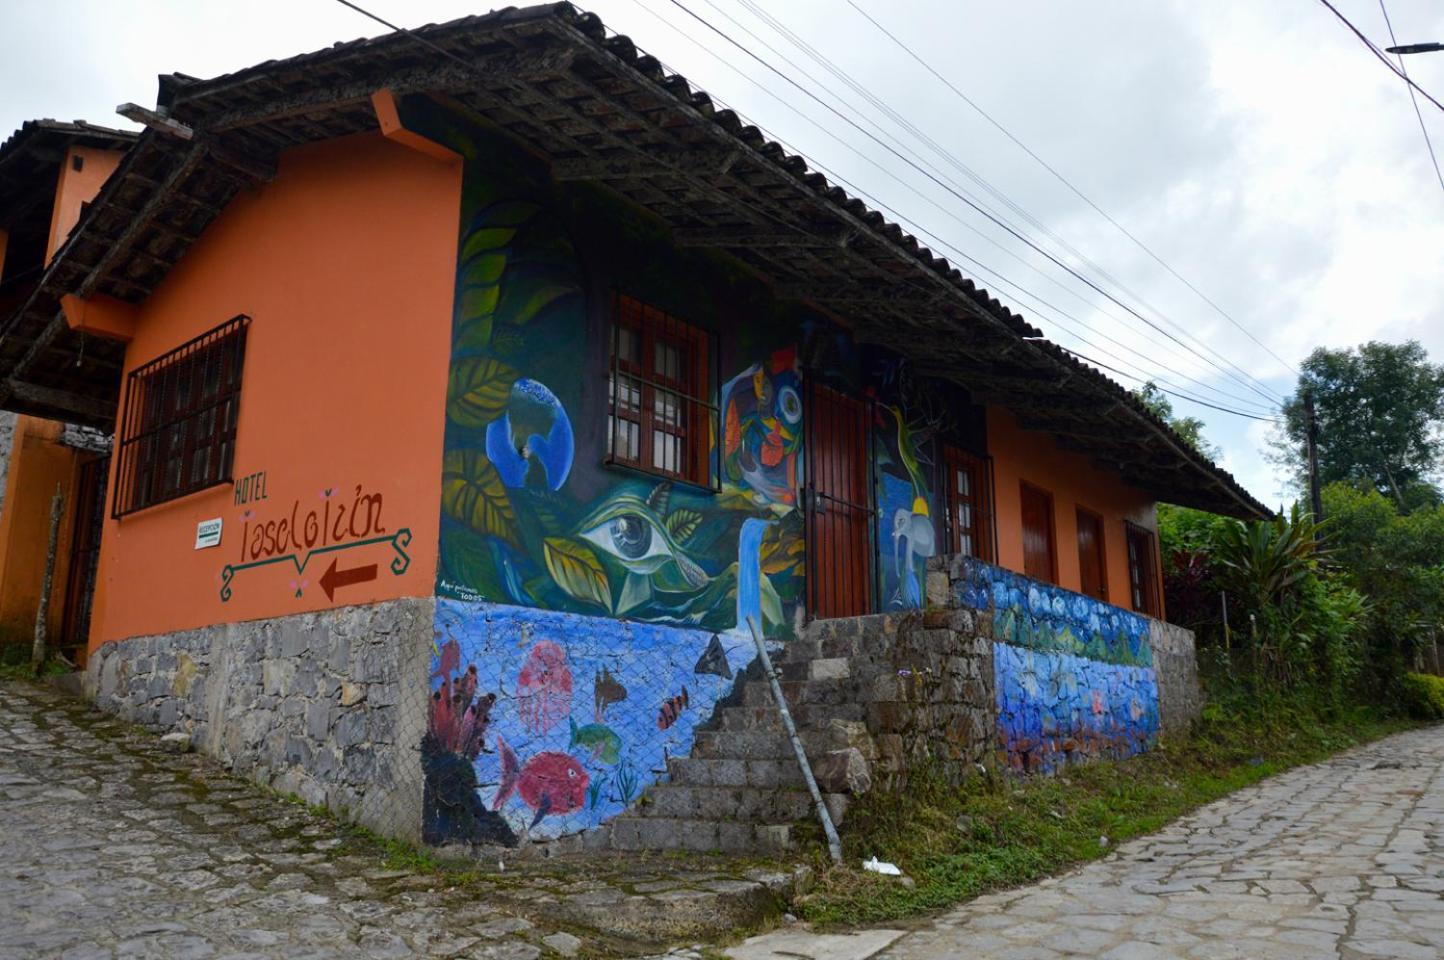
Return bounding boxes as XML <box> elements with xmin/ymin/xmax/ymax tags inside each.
<box><xmin>994</xmin><ymin>643</ymin><xmax>1160</xmax><ymax>773</ymax></box>
<box><xmin>953</xmin><ymin>556</ymin><xmax>1154</xmax><ymax>668</ymax></box>
<box><xmin>423</xmin><ymin>599</ymin><xmax>758</xmax><ymax>846</ymax></box>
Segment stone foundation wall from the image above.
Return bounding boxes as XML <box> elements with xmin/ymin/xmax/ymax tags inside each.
<box><xmin>85</xmin><ymin>598</ymin><xmax>434</xmax><ymax>841</ymax></box>
<box><xmin>786</xmin><ymin>609</ymin><xmax>995</xmax><ymax>787</ymax></box>
<box><xmin>1150</xmin><ymin>620</ymin><xmax>1204</xmax><ymax>734</ymax></box>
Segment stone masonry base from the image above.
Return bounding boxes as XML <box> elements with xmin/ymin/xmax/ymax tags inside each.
<box><xmin>84</xmin><ymin>598</ymin><xmax>433</xmax><ymax>842</ymax></box>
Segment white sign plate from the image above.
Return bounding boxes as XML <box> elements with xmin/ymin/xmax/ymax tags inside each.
<box><xmin>195</xmin><ymin>517</ymin><xmax>223</xmax><ymax>550</ymax></box>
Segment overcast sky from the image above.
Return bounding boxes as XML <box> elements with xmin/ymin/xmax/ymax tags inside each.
<box><xmin>5</xmin><ymin>0</ymin><xmax>1442</xmax><ymax>505</ymax></box>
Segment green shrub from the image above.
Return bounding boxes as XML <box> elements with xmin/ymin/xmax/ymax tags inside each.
<box><xmin>1399</xmin><ymin>673</ymin><xmax>1444</xmax><ymax>720</ymax></box>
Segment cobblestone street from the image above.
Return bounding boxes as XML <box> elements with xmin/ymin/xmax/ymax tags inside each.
<box><xmin>877</xmin><ymin>724</ymin><xmax>1444</xmax><ymax>960</ymax></box>
<box><xmin>0</xmin><ymin>682</ymin><xmax>787</xmax><ymax>960</ymax></box>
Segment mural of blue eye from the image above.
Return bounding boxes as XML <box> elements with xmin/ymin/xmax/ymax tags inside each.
<box><xmin>608</xmin><ymin>515</ymin><xmax>652</xmax><ymax>560</ymax></box>
<box><xmin>778</xmin><ymin>385</ymin><xmax>802</xmax><ymax>424</ymax></box>
<box><xmin>580</xmin><ymin>510</ymin><xmax>676</xmax><ymax>571</ymax></box>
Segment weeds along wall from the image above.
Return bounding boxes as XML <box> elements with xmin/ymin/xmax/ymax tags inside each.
<box><xmin>406</xmin><ymin>97</ymin><xmax>989</xmax><ymax>847</ymax></box>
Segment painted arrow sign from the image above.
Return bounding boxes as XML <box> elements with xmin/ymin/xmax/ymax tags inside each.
<box><xmin>320</xmin><ymin>557</ymin><xmax>378</xmax><ymax>601</ymax></box>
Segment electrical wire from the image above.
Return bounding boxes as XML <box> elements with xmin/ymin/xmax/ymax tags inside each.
<box><xmin>1317</xmin><ymin>0</ymin><xmax>1444</xmax><ymax>114</ymax></box>
<box><xmin>667</xmin><ymin>0</ymin><xmax>1288</xmax><ymax>408</ymax></box>
<box><xmin>624</xmin><ymin>0</ymin><xmax>1281</xmax><ymax>422</ymax></box>
<box><xmin>1377</xmin><ymin>0</ymin><xmax>1444</xmax><ymax>195</ymax></box>
<box><xmin>844</xmin><ymin>0</ymin><xmax>1303</xmax><ymax>379</ymax></box>
<box><xmin>666</xmin><ymin>0</ymin><xmax>1277</xmax><ymax>411</ymax></box>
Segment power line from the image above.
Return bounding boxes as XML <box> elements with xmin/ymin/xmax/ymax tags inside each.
<box><xmin>742</xmin><ymin>0</ymin><xmax>1290</xmax><ymax>404</ymax></box>
<box><xmin>1377</xmin><ymin>0</ymin><xmax>1444</xmax><ymax>194</ymax></box>
<box><xmin>1057</xmin><ymin>347</ymin><xmax>1282</xmax><ymax>423</ymax></box>
<box><xmin>844</xmin><ymin>0</ymin><xmax>1303</xmax><ymax>379</ymax></box>
<box><xmin>666</xmin><ymin>0</ymin><xmax>1288</xmax><ymax>407</ymax></box>
<box><xmin>624</xmin><ymin>0</ymin><xmax>1281</xmax><ymax>423</ymax></box>
<box><xmin>1317</xmin><ymin>0</ymin><xmax>1444</xmax><ymax>114</ymax></box>
<box><xmin>671</xmin><ymin>0</ymin><xmax>1278</xmax><ymax>410</ymax></box>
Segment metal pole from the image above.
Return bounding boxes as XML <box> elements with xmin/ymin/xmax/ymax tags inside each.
<box><xmin>1304</xmin><ymin>390</ymin><xmax>1324</xmax><ymax>531</ymax></box>
<box><xmin>32</xmin><ymin>484</ymin><xmax>64</xmax><ymax>669</ymax></box>
<box><xmin>746</xmin><ymin>615</ymin><xmax>843</xmax><ymax>864</ymax></box>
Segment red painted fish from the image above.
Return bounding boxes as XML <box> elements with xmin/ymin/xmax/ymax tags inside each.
<box><xmin>657</xmin><ymin>686</ymin><xmax>689</xmax><ymax>730</ymax></box>
<box><xmin>492</xmin><ymin>736</ymin><xmax>589</xmax><ymax>829</ymax></box>
<box><xmin>431</xmin><ymin>636</ymin><xmax>461</xmax><ymax>681</ymax></box>
<box><xmin>516</xmin><ymin>640</ymin><xmax>573</xmax><ymax>734</ymax></box>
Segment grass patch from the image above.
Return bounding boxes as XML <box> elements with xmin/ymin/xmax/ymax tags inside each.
<box><xmin>795</xmin><ymin>691</ymin><xmax>1417</xmax><ymax>926</ymax></box>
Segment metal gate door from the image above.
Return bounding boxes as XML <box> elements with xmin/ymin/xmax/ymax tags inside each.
<box><xmin>806</xmin><ymin>384</ymin><xmax>873</xmax><ymax>619</ymax></box>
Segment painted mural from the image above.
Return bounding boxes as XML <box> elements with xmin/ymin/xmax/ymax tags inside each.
<box><xmin>416</xmin><ymin>98</ymin><xmax>808</xmax><ymax>844</ymax></box>
<box><xmin>953</xmin><ymin>557</ymin><xmax>1160</xmax><ymax>772</ymax></box>
<box><xmin>424</xmin><ymin>599</ymin><xmax>758</xmax><ymax>845</ymax></box>
<box><xmin>874</xmin><ymin>404</ymin><xmax>936</xmax><ymax>610</ymax></box>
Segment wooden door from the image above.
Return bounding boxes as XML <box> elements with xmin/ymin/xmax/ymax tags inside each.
<box><xmin>1126</xmin><ymin>522</ymin><xmax>1161</xmax><ymax>617</ymax></box>
<box><xmin>59</xmin><ymin>455</ymin><xmax>109</xmax><ymax>665</ymax></box>
<box><xmin>1020</xmin><ymin>482</ymin><xmax>1056</xmax><ymax>584</ymax></box>
<box><xmin>806</xmin><ymin>384</ymin><xmax>872</xmax><ymax>618</ymax></box>
<box><xmin>1076</xmin><ymin>507</ymin><xmax>1107</xmax><ymax>600</ymax></box>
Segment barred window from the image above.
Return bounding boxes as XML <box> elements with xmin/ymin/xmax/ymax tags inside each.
<box><xmin>606</xmin><ymin>294</ymin><xmax>716</xmax><ymax>488</ymax></box>
<box><xmin>113</xmin><ymin>315</ymin><xmax>249</xmax><ymax>517</ymax></box>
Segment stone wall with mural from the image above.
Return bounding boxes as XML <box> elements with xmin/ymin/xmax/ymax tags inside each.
<box><xmin>943</xmin><ymin>554</ymin><xmax>1162</xmax><ymax>773</ymax></box>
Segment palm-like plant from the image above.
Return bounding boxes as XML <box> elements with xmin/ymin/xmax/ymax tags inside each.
<box><xmin>1213</xmin><ymin>504</ymin><xmax>1326</xmax><ymax>611</ymax></box>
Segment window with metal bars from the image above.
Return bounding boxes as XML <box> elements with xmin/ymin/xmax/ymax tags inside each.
<box><xmin>1126</xmin><ymin>520</ymin><xmax>1162</xmax><ymax>617</ymax></box>
<box><xmin>606</xmin><ymin>293</ymin><xmax>717</xmax><ymax>489</ymax></box>
<box><xmin>943</xmin><ymin>446</ymin><xmax>995</xmax><ymax>563</ymax></box>
<box><xmin>113</xmin><ymin>315</ymin><xmax>249</xmax><ymax>517</ymax></box>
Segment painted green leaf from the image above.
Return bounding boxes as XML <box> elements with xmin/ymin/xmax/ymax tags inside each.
<box><xmin>447</xmin><ymin>357</ymin><xmax>517</xmax><ymax>428</ymax></box>
<box><xmin>453</xmin><ymin>316</ymin><xmax>495</xmax><ymax>356</ymax></box>
<box><xmin>760</xmin><ymin>575</ymin><xmax>785</xmax><ymax>627</ymax></box>
<box><xmin>440</xmin><ymin>521</ymin><xmax>504</xmax><ymax>599</ymax></box>
<box><xmin>665</xmin><ymin>508</ymin><xmax>703</xmax><ymax>544</ymax></box>
<box><xmin>496</xmin><ymin>270</ymin><xmax>581</xmax><ymax>327</ymax></box>
<box><xmin>441</xmin><ymin>450</ymin><xmax>518</xmax><ymax>545</ymax></box>
<box><xmin>543</xmin><ymin>537</ymin><xmax>612</xmax><ymax>612</ymax></box>
<box><xmin>456</xmin><ymin>283</ymin><xmax>501</xmax><ymax>324</ymax></box>
<box><xmin>465</xmin><ymin>251</ymin><xmax>508</xmax><ymax>286</ymax></box>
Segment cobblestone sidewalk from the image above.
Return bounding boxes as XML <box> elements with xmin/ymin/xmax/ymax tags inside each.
<box><xmin>0</xmin><ymin>681</ymin><xmax>791</xmax><ymax>960</ymax></box>
<box><xmin>880</xmin><ymin>724</ymin><xmax>1444</xmax><ymax>960</ymax></box>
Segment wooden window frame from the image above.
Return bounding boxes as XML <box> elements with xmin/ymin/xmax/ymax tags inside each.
<box><xmin>1075</xmin><ymin>505</ymin><xmax>1109</xmax><ymax>602</ymax></box>
<box><xmin>943</xmin><ymin>446</ymin><xmax>995</xmax><ymax>563</ymax></box>
<box><xmin>1019</xmin><ymin>480</ymin><xmax>1058</xmax><ymax>585</ymax></box>
<box><xmin>113</xmin><ymin>315</ymin><xmax>249</xmax><ymax>518</ymax></box>
<box><xmin>606</xmin><ymin>292</ymin><xmax>718</xmax><ymax>490</ymax></box>
<box><xmin>1125</xmin><ymin>520</ymin><xmax>1163</xmax><ymax>617</ymax></box>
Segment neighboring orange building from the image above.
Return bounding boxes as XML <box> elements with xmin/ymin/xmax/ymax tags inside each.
<box><xmin>0</xmin><ymin>121</ymin><xmax>134</xmax><ymax>662</ymax></box>
<box><xmin>0</xmin><ymin>6</ymin><xmax>1265</xmax><ymax>849</ymax></box>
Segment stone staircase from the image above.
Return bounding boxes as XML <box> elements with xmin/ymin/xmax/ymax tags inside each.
<box><xmin>600</xmin><ymin>614</ymin><xmax>911</xmax><ymax>855</ymax></box>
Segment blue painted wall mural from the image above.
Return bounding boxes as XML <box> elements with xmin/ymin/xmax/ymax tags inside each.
<box><xmin>953</xmin><ymin>557</ymin><xmax>1160</xmax><ymax>772</ymax></box>
<box><xmin>425</xmin><ymin>599</ymin><xmax>757</xmax><ymax>845</ymax></box>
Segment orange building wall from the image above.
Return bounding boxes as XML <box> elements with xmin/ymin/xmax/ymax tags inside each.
<box><xmin>0</xmin><ymin>417</ymin><xmax>81</xmax><ymax>644</ymax></box>
<box><xmin>88</xmin><ymin>132</ymin><xmax>461</xmax><ymax>649</ymax></box>
<box><xmin>988</xmin><ymin>406</ymin><xmax>1159</xmax><ymax>613</ymax></box>
<box><xmin>46</xmin><ymin>146</ymin><xmax>123</xmax><ymax>262</ymax></box>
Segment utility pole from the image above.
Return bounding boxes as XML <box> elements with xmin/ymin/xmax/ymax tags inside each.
<box><xmin>1304</xmin><ymin>389</ymin><xmax>1324</xmax><ymax>531</ymax></box>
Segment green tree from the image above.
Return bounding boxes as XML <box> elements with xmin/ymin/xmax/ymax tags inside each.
<box><xmin>1133</xmin><ymin>382</ymin><xmax>1220</xmax><ymax>459</ymax></box>
<box><xmin>1272</xmin><ymin>342</ymin><xmax>1444</xmax><ymax>508</ymax></box>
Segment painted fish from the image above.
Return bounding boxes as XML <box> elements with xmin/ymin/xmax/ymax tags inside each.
<box><xmin>694</xmin><ymin>634</ymin><xmax>733</xmax><ymax>680</ymax></box>
<box><xmin>657</xmin><ymin>687</ymin><xmax>689</xmax><ymax>731</ymax></box>
<box><xmin>593</xmin><ymin>666</ymin><xmax>628</xmax><ymax>721</ymax></box>
<box><xmin>431</xmin><ymin>636</ymin><xmax>460</xmax><ymax>681</ymax></box>
<box><xmin>568</xmin><ymin>717</ymin><xmax>623</xmax><ymax>765</ymax></box>
<box><xmin>493</xmin><ymin>736</ymin><xmax>589</xmax><ymax>829</ymax></box>
<box><xmin>516</xmin><ymin>640</ymin><xmax>572</xmax><ymax>734</ymax></box>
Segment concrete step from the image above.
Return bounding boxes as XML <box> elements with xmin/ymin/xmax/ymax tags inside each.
<box><xmin>718</xmin><ymin>700</ymin><xmax>868</xmax><ymax>731</ymax></box>
<box><xmin>795</xmin><ymin>613</ymin><xmax>905</xmax><ymax>659</ymax></box>
<box><xmin>605</xmin><ymin>816</ymin><xmax>796</xmax><ymax>854</ymax></box>
<box><xmin>692</xmin><ymin>724</ymin><xmax>872</xmax><ymax>761</ymax></box>
<box><xmin>666</xmin><ymin>755</ymin><xmax>807</xmax><ymax>789</ymax></box>
<box><xmin>631</xmin><ymin>784</ymin><xmax>849</xmax><ymax>825</ymax></box>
